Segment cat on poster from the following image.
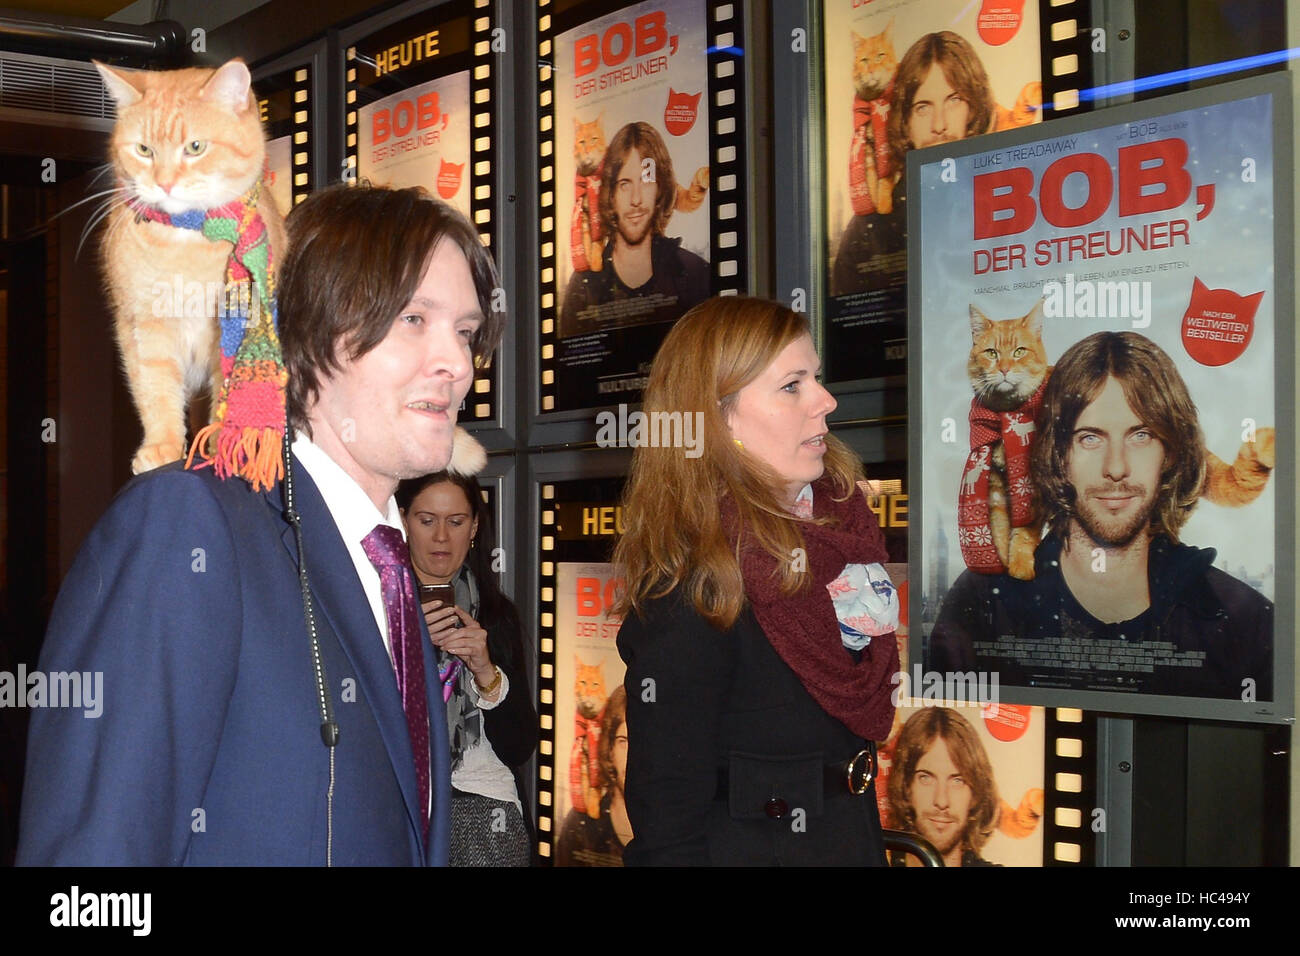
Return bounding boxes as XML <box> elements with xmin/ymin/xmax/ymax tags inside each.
<box><xmin>552</xmin><ymin>562</ymin><xmax>631</xmax><ymax>866</ymax></box>
<box><xmin>822</xmin><ymin>0</ymin><xmax>1041</xmax><ymax>381</ymax></box>
<box><xmin>913</xmin><ymin>77</ymin><xmax>1290</xmax><ymax>719</ymax></box>
<box><xmin>553</xmin><ymin>0</ymin><xmax>712</xmax><ymax>369</ymax></box>
<box><xmin>357</xmin><ymin>71</ymin><xmax>472</xmax><ymax>218</ymax></box>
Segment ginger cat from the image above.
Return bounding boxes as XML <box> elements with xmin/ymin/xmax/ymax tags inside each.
<box><xmin>993</xmin><ymin>81</ymin><xmax>1043</xmax><ymax>131</ymax></box>
<box><xmin>571</xmin><ymin>657</ymin><xmax>608</xmax><ymax>818</ymax></box>
<box><xmin>95</xmin><ymin>58</ymin><xmax>286</xmax><ymax>475</ymax></box>
<box><xmin>964</xmin><ymin>302</ymin><xmax>1051</xmax><ymax>580</ymax></box>
<box><xmin>849</xmin><ymin>24</ymin><xmax>900</xmax><ymax>216</ymax></box>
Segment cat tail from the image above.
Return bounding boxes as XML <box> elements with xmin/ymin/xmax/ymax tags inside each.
<box><xmin>1202</xmin><ymin>427</ymin><xmax>1275</xmax><ymax>507</ymax></box>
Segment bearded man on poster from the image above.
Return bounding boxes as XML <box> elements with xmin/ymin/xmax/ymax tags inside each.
<box><xmin>931</xmin><ymin>331</ymin><xmax>1273</xmax><ymax>701</ymax></box>
<box><xmin>562</xmin><ymin>121</ymin><xmax>709</xmax><ymax>330</ymax></box>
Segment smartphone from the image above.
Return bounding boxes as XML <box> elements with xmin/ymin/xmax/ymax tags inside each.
<box><xmin>418</xmin><ymin>583</ymin><xmax>456</xmax><ymax>608</ymax></box>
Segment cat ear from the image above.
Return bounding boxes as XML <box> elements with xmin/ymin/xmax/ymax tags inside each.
<box><xmin>1025</xmin><ymin>298</ymin><xmax>1045</xmax><ymax>337</ymax></box>
<box><xmin>94</xmin><ymin>61</ymin><xmax>143</xmax><ymax>108</ymax></box>
<box><xmin>969</xmin><ymin>304</ymin><xmax>992</xmax><ymax>340</ymax></box>
<box><xmin>1192</xmin><ymin>276</ymin><xmax>1208</xmax><ymax>295</ymax></box>
<box><xmin>199</xmin><ymin>59</ymin><xmax>253</xmax><ymax>113</ymax></box>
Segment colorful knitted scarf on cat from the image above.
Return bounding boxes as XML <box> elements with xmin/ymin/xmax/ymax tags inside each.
<box><xmin>849</xmin><ymin>81</ymin><xmax>895</xmax><ymax>217</ymax></box>
<box><xmin>130</xmin><ymin>172</ymin><xmax>286</xmax><ymax>492</ymax></box>
<box><xmin>958</xmin><ymin>379</ymin><xmax>1047</xmax><ymax>574</ymax></box>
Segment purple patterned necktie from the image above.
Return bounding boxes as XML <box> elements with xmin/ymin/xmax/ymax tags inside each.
<box><xmin>361</xmin><ymin>524</ymin><xmax>430</xmax><ymax>839</ymax></box>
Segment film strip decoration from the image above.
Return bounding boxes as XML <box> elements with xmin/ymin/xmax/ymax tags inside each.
<box><xmin>253</xmin><ymin>63</ymin><xmax>314</xmax><ymax>211</ymax></box>
<box><xmin>344</xmin><ymin>0</ymin><xmax>499</xmax><ymax>423</ymax></box>
<box><xmin>1043</xmin><ymin>707</ymin><xmax>1097</xmax><ymax>865</ymax></box>
<box><xmin>536</xmin><ymin>0</ymin><xmax>748</xmax><ymax>414</ymax></box>
<box><xmin>1039</xmin><ymin>0</ymin><xmax>1095</xmax><ymax>117</ymax></box>
<box><xmin>533</xmin><ymin>474</ymin><xmax>627</xmax><ymax>863</ymax></box>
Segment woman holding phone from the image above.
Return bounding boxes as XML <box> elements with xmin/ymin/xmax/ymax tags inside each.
<box><xmin>398</xmin><ymin>462</ymin><xmax>537</xmax><ymax>866</ymax></box>
<box><xmin>613</xmin><ymin>296</ymin><xmax>899</xmax><ymax>866</ymax></box>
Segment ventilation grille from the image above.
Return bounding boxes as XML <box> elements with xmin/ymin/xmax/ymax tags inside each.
<box><xmin>0</xmin><ymin>51</ymin><xmax>112</xmax><ymax>127</ymax></box>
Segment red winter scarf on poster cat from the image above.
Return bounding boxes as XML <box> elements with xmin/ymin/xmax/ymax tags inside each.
<box><xmin>569</xmin><ymin>710</ymin><xmax>602</xmax><ymax>815</ymax></box>
<box><xmin>570</xmin><ymin>166</ymin><xmax>603</xmax><ymax>272</ymax></box>
<box><xmin>959</xmin><ymin>381</ymin><xmax>1047</xmax><ymax>574</ymax></box>
<box><xmin>848</xmin><ymin>82</ymin><xmax>894</xmax><ymax>217</ymax></box>
<box><xmin>721</xmin><ymin>476</ymin><xmax>898</xmax><ymax>742</ymax></box>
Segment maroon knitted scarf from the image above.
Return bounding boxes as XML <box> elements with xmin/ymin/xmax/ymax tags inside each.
<box><xmin>721</xmin><ymin>476</ymin><xmax>898</xmax><ymax>741</ymax></box>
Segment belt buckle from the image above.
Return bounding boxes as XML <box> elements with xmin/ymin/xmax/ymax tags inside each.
<box><xmin>845</xmin><ymin>746</ymin><xmax>876</xmax><ymax>795</ymax></box>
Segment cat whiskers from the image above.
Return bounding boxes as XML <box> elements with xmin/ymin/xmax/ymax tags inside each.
<box><xmin>75</xmin><ymin>185</ymin><xmax>134</xmax><ymax>259</ymax></box>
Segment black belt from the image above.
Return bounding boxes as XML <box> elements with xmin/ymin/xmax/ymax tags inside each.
<box><xmin>715</xmin><ymin>741</ymin><xmax>877</xmax><ymax>820</ymax></box>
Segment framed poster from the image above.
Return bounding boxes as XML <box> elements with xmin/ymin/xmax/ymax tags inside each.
<box><xmin>253</xmin><ymin>45</ymin><xmax>322</xmax><ymax>213</ymax></box>
<box><xmin>820</xmin><ymin>0</ymin><xmax>1044</xmax><ymax>383</ymax></box>
<box><xmin>533</xmin><ymin>472</ymin><xmax>630</xmax><ymax>864</ymax></box>
<box><xmin>342</xmin><ymin>0</ymin><xmax>501</xmax><ymax>423</ymax></box>
<box><xmin>878</xmin><ymin>701</ymin><xmax>1046</xmax><ymax>867</ymax></box>
<box><xmin>911</xmin><ymin>73</ymin><xmax>1294</xmax><ymax>722</ymax></box>
<box><xmin>537</xmin><ymin>0</ymin><xmax>747</xmax><ymax>413</ymax></box>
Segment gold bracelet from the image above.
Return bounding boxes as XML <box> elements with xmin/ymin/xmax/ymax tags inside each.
<box><xmin>478</xmin><ymin>666</ymin><xmax>502</xmax><ymax>696</ymax></box>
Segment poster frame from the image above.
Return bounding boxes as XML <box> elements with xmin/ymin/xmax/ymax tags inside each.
<box><xmin>533</xmin><ymin>0</ymin><xmax>751</xmax><ymax>424</ymax></box>
<box><xmin>252</xmin><ymin>38</ymin><xmax>328</xmax><ymax>211</ymax></box>
<box><xmin>906</xmin><ymin>71</ymin><xmax>1295</xmax><ymax>724</ymax></box>
<box><xmin>336</xmin><ymin>0</ymin><xmax>508</xmax><ymax>433</ymax></box>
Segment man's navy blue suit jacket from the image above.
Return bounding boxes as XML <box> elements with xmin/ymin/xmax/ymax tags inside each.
<box><xmin>17</xmin><ymin>456</ymin><xmax>451</xmax><ymax>865</ymax></box>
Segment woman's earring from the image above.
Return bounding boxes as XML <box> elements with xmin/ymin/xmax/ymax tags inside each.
<box><xmin>733</xmin><ymin>438</ymin><xmax>744</xmax><ymax>449</ymax></box>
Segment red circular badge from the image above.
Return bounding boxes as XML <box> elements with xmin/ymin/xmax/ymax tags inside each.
<box><xmin>1181</xmin><ymin>276</ymin><xmax>1264</xmax><ymax>367</ymax></box>
<box><xmin>983</xmin><ymin>702</ymin><xmax>1031</xmax><ymax>742</ymax></box>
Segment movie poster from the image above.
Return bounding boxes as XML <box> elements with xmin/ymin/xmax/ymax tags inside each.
<box><xmin>877</xmin><ymin>701</ymin><xmax>1045</xmax><ymax>867</ymax></box>
<box><xmin>822</xmin><ymin>0</ymin><xmax>1042</xmax><ymax>381</ymax></box>
<box><xmin>550</xmin><ymin>0</ymin><xmax>714</xmax><ymax>408</ymax></box>
<box><xmin>551</xmin><ymin>562</ymin><xmax>630</xmax><ymax>866</ymax></box>
<box><xmin>357</xmin><ymin>72</ymin><xmax>472</xmax><ymax>217</ymax></box>
<box><xmin>914</xmin><ymin>77</ymin><xmax>1289</xmax><ymax>716</ymax></box>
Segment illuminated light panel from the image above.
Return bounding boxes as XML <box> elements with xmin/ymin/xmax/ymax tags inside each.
<box><xmin>1055</xmin><ymin>807</ymin><xmax>1082</xmax><ymax>828</ymax></box>
<box><xmin>294</xmin><ymin>89</ymin><xmax>307</xmax><ymax>103</ymax></box>
<box><xmin>476</xmin><ymin>88</ymin><xmax>489</xmax><ymax>104</ymax></box>
<box><xmin>718</xmin><ymin>232</ymin><xmax>737</xmax><ymax>248</ymax></box>
<box><xmin>540</xmin><ymin>40</ymin><xmax>552</xmax><ymax>56</ymax></box>
<box><xmin>541</xmin><ymin>611</ymin><xmax>553</xmax><ymax>627</ymax></box>
<box><xmin>541</xmin><ymin>216</ymin><xmax>553</xmax><ymax>232</ymax></box>
<box><xmin>716</xmin><ymin>117</ymin><xmax>736</xmax><ymax>136</ymax></box>
<box><xmin>717</xmin><ymin>145</ymin><xmax>735</xmax><ymax>163</ymax></box>
<box><xmin>539</xmin><ymin>65</ymin><xmax>552</xmax><ymax>83</ymax></box>
<box><xmin>542</xmin><ymin>344</ymin><xmax>554</xmax><ymax>359</ymax></box>
<box><xmin>475</xmin><ymin>40</ymin><xmax>490</xmax><ymax>56</ymax></box>
<box><xmin>347</xmin><ymin>111</ymin><xmax>356</xmax><ymax>125</ymax></box>
<box><xmin>1055</xmin><ymin>772</ymin><xmax>1082</xmax><ymax>793</ymax></box>
<box><xmin>715</xmin><ymin>3</ymin><xmax>734</xmax><ymax>20</ymax></box>
<box><xmin>475</xmin><ymin>403</ymin><xmax>490</xmax><ymax>417</ymax></box>
<box><xmin>720</xmin><ymin>202</ymin><xmax>737</xmax><ymax>219</ymax></box>
<box><xmin>540</xmin><ymin>716</ymin><xmax>553</xmax><ymax>732</ymax></box>
<box><xmin>540</xmin><ymin>115</ymin><xmax>553</xmax><ymax>132</ymax></box>
<box><xmin>718</xmin><ymin>260</ymin><xmax>738</xmax><ymax>277</ymax></box>
<box><xmin>475</xmin><ymin>378</ymin><xmax>490</xmax><ymax>393</ymax></box>
<box><xmin>347</xmin><ymin>132</ymin><xmax>356</xmax><ymax>148</ymax></box>
<box><xmin>541</xmin><ymin>140</ymin><xmax>553</xmax><ymax>157</ymax></box>
<box><xmin>475</xmin><ymin>16</ymin><xmax>489</xmax><ymax>30</ymax></box>
<box><xmin>475</xmin><ymin>111</ymin><xmax>489</xmax><ymax>128</ymax></box>
<box><xmin>346</xmin><ymin>90</ymin><xmax>356</xmax><ymax>104</ymax></box>
<box><xmin>719</xmin><ymin>173</ymin><xmax>737</xmax><ymax>190</ymax></box>
<box><xmin>540</xmin><ymin>15</ymin><xmax>551</xmax><ymax>30</ymax></box>
<box><xmin>475</xmin><ymin>136</ymin><xmax>490</xmax><ymax>151</ymax></box>
<box><xmin>541</xmin><ymin>663</ymin><xmax>553</xmax><ymax>679</ymax></box>
<box><xmin>717</xmin><ymin>32</ymin><xmax>734</xmax><ymax>47</ymax></box>
<box><xmin>716</xmin><ymin>60</ymin><xmax>735</xmax><ymax>78</ymax></box>
<box><xmin>1051</xmin><ymin>19</ymin><xmax>1077</xmax><ymax>42</ymax></box>
<box><xmin>542</xmin><ymin>369</ymin><xmax>554</xmax><ymax>384</ymax></box>
<box><xmin>540</xmin><ymin>687</ymin><xmax>553</xmax><ymax>703</ymax></box>
<box><xmin>475</xmin><ymin>160</ymin><xmax>490</xmax><ymax>175</ymax></box>
<box><xmin>1056</xmin><ymin>708</ymin><xmax>1084</xmax><ymax>723</ymax></box>
<box><xmin>717</xmin><ymin>88</ymin><xmax>735</xmax><ymax>107</ymax></box>
<box><xmin>543</xmin><ymin>485</ymin><xmax>555</xmax><ymax>499</ymax></box>
<box><xmin>294</xmin><ymin>151</ymin><xmax>307</xmax><ymax>166</ymax></box>
<box><xmin>541</xmin><ymin>639</ymin><xmax>553</xmax><ymax>654</ymax></box>
<box><xmin>475</xmin><ymin>64</ymin><xmax>490</xmax><ymax>80</ymax></box>
<box><xmin>347</xmin><ymin>68</ymin><xmax>356</xmax><ymax>82</ymax></box>
<box><xmin>295</xmin><ymin>68</ymin><xmax>308</xmax><ymax>82</ymax></box>
<box><xmin>294</xmin><ymin>172</ymin><xmax>308</xmax><ymax>186</ymax></box>
<box><xmin>1051</xmin><ymin>0</ymin><xmax>1075</xmax><ymax>5</ymax></box>
<box><xmin>294</xmin><ymin>131</ymin><xmax>307</xmax><ymax>144</ymax></box>
<box><xmin>475</xmin><ymin>184</ymin><xmax>491</xmax><ymax>200</ymax></box>
<box><xmin>295</xmin><ymin>110</ymin><xmax>308</xmax><ymax>123</ymax></box>
<box><xmin>1056</xmin><ymin>738</ymin><xmax>1083</xmax><ymax>758</ymax></box>
<box><xmin>542</xmin><ymin>535</ymin><xmax>554</xmax><ymax>550</ymax></box>
<box><xmin>1054</xmin><ymin>842</ymin><xmax>1082</xmax><ymax>863</ymax></box>
<box><xmin>1053</xmin><ymin>53</ymin><xmax>1079</xmax><ymax>75</ymax></box>
<box><xmin>540</xmin><ymin>90</ymin><xmax>553</xmax><ymax>107</ymax></box>
<box><xmin>543</xmin><ymin>395</ymin><xmax>555</xmax><ymax>410</ymax></box>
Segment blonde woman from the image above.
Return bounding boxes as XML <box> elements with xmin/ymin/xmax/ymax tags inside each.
<box><xmin>614</xmin><ymin>297</ymin><xmax>899</xmax><ymax>865</ymax></box>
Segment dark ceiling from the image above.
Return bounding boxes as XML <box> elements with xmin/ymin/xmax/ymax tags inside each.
<box><xmin>0</xmin><ymin>1</ymin><xmax>138</xmax><ymax>17</ymax></box>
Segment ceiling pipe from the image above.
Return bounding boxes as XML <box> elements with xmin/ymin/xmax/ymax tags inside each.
<box><xmin>0</xmin><ymin>7</ymin><xmax>185</xmax><ymax>62</ymax></box>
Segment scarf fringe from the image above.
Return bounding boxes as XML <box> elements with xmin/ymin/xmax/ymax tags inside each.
<box><xmin>186</xmin><ymin>422</ymin><xmax>284</xmax><ymax>493</ymax></box>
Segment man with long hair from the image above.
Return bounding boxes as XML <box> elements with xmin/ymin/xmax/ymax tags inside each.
<box><xmin>888</xmin><ymin>708</ymin><xmax>999</xmax><ymax>867</ymax></box>
<box><xmin>932</xmin><ymin>331</ymin><xmax>1272</xmax><ymax>700</ymax></box>
<box><xmin>561</xmin><ymin>122</ymin><xmax>709</xmax><ymax>333</ymax></box>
